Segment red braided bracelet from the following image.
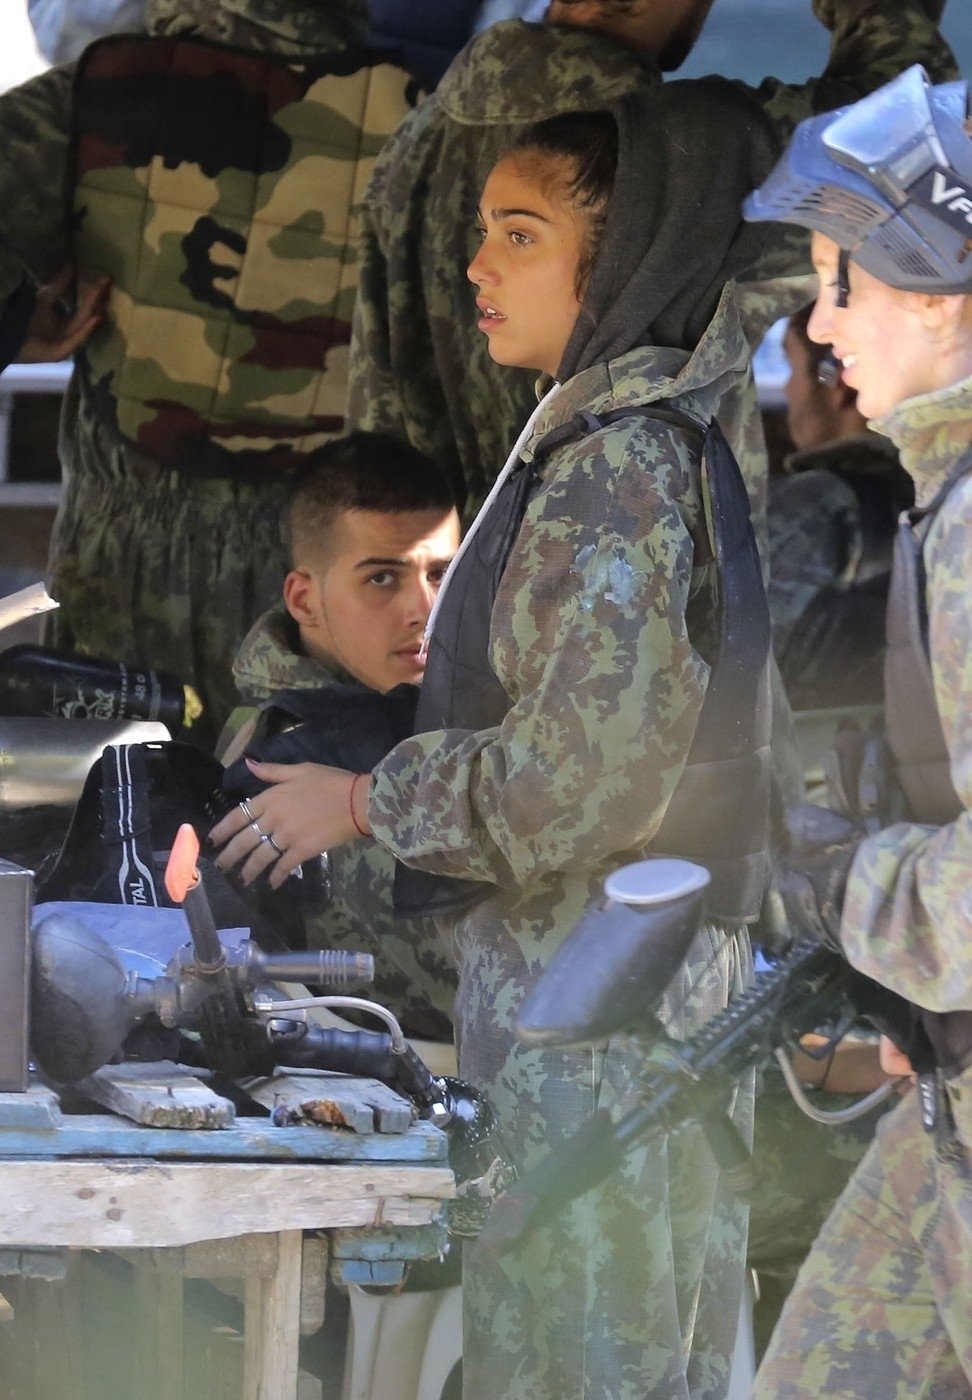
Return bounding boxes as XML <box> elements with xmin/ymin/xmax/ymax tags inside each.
<box><xmin>349</xmin><ymin>771</ymin><xmax>370</xmax><ymax>838</ymax></box>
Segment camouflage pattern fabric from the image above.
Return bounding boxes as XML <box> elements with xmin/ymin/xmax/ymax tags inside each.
<box><xmin>144</xmin><ymin>0</ymin><xmax>368</xmax><ymax>53</ymax></box>
<box><xmin>346</xmin><ymin>1</ymin><xmax>956</xmax><ymax>521</ymax></box>
<box><xmin>767</xmin><ymin>432</ymin><xmax>907</xmax><ymax>709</ymax></box>
<box><xmin>748</xmin><ymin>1060</ymin><xmax>893</xmax><ymax>1358</ymax></box>
<box><xmin>755</xmin><ymin>377</ymin><xmax>972</xmax><ymax>1393</ymax></box>
<box><xmin>72</xmin><ymin>35</ymin><xmax>415</xmax><ymax>477</ymax></box>
<box><xmin>0</xmin><ymin>0</ymin><xmax>416</xmax><ymax>740</ymax></box>
<box><xmin>219</xmin><ymin>606</ymin><xmax>456</xmax><ymax>1041</ymax></box>
<box><xmin>840</xmin><ymin>376</ymin><xmax>972</xmax><ymax>1017</ymax></box>
<box><xmin>45</xmin><ymin>380</ymin><xmax>291</xmax><ymax>745</ymax></box>
<box><xmin>769</xmin><ymin>436</ymin><xmax>892</xmax><ymax>653</ymax></box>
<box><xmin>754</xmin><ymin>1074</ymin><xmax>972</xmax><ymax>1397</ymax></box>
<box><xmin>369</xmin><ymin>296</ymin><xmax>756</xmax><ymax>1399</ymax></box>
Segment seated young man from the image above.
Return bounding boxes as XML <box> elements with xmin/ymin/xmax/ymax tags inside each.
<box><xmin>220</xmin><ymin>430</ymin><xmax>459</xmax><ymax>755</ymax></box>
<box><xmin>219</xmin><ymin>429</ymin><xmax>460</xmax><ymax>1042</ymax></box>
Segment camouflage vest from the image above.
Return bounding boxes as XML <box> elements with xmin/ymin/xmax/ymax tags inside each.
<box><xmin>70</xmin><ymin>34</ymin><xmax>414</xmax><ymax>477</ymax></box>
<box><xmin>884</xmin><ymin>447</ymin><xmax>972</xmax><ymax>1079</ymax></box>
<box><xmin>394</xmin><ymin>405</ymin><xmax>772</xmax><ymax>926</ymax></box>
<box><xmin>884</xmin><ymin>448</ymin><xmax>972</xmax><ymax>827</ymax></box>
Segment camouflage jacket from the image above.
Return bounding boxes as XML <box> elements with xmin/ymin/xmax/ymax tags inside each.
<box><xmin>346</xmin><ymin>1</ymin><xmax>956</xmax><ymax>519</ymax></box>
<box><xmin>768</xmin><ymin>432</ymin><xmax>904</xmax><ymax>655</ymax></box>
<box><xmin>369</xmin><ymin>291</ymin><xmax>751</xmax><ymax>1002</ymax></box>
<box><xmin>841</xmin><ymin>374</ymin><xmax>972</xmax><ymax>1018</ymax></box>
<box><xmin>216</xmin><ymin>604</ymin><xmax>353</xmax><ymax>758</ymax></box>
<box><xmin>220</xmin><ymin>605</ymin><xmax>456</xmax><ymax>1041</ymax></box>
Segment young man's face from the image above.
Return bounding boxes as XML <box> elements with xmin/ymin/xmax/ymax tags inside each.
<box><xmin>285</xmin><ymin>507</ymin><xmax>460</xmax><ymax>692</ymax></box>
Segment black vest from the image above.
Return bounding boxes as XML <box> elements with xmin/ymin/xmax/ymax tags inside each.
<box><xmin>393</xmin><ymin>404</ymin><xmax>772</xmax><ymax>926</ymax></box>
<box><xmin>884</xmin><ymin>446</ymin><xmax>972</xmax><ymax>1077</ymax></box>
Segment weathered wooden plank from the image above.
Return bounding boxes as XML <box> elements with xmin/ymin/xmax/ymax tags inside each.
<box><xmin>115</xmin><ymin>1233</ymin><xmax>280</xmax><ymax>1279</ymax></box>
<box><xmin>78</xmin><ymin>1062</ymin><xmax>235</xmax><ymax>1129</ymax></box>
<box><xmin>299</xmin><ymin>1234</ymin><xmax>328</xmax><ymax>1338</ymax></box>
<box><xmin>243</xmin><ymin>1228</ymin><xmax>302</xmax><ymax>1400</ymax></box>
<box><xmin>0</xmin><ymin>1085</ymin><xmax>62</xmax><ymax>1129</ymax></box>
<box><xmin>0</xmin><ymin>1247</ymin><xmax>68</xmax><ymax>1280</ymax></box>
<box><xmin>335</xmin><ymin>1259</ymin><xmax>406</xmax><ymax>1287</ymax></box>
<box><xmin>135</xmin><ymin>1267</ymin><xmax>184</xmax><ymax>1400</ymax></box>
<box><xmin>0</xmin><ymin>1113</ymin><xmax>448</xmax><ymax>1162</ymax></box>
<box><xmin>331</xmin><ymin>1222</ymin><xmax>448</xmax><ymax>1262</ymax></box>
<box><xmin>0</xmin><ymin>1160</ymin><xmax>453</xmax><ymax>1247</ymax></box>
<box><xmin>247</xmin><ymin>1071</ymin><xmax>414</xmax><ymax>1135</ymax></box>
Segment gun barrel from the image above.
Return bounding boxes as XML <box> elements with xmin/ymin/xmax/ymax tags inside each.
<box><xmin>258</xmin><ymin>950</ymin><xmax>375</xmax><ymax>988</ymax></box>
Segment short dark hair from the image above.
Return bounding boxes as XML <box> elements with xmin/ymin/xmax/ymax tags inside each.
<box><xmin>508</xmin><ymin>111</ymin><xmax>618</xmax><ymax>295</ymax></box>
<box><xmin>284</xmin><ymin>431</ymin><xmax>456</xmax><ymax>564</ymax></box>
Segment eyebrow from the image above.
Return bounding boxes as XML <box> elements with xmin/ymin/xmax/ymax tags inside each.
<box><xmin>354</xmin><ymin>557</ymin><xmax>408</xmax><ymax>569</ymax></box>
<box><xmin>477</xmin><ymin>204</ymin><xmax>553</xmax><ymax>224</ymax></box>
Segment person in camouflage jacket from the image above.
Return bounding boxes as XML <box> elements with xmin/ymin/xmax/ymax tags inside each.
<box><xmin>212</xmin><ymin>84</ymin><xmax>786</xmax><ymax>1399</ymax></box>
<box><xmin>0</xmin><ymin>0</ymin><xmax>417</xmax><ymax>744</ymax></box>
<box><xmin>220</xmin><ymin>607</ymin><xmax>456</xmax><ymax>1042</ymax></box>
<box><xmin>743</xmin><ymin>70</ymin><xmax>972</xmax><ymax>1396</ymax></box>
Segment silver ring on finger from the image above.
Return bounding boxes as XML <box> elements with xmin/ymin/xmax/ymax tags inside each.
<box><xmin>265</xmin><ymin>831</ymin><xmax>285</xmax><ymax>856</ymax></box>
<box><xmin>239</xmin><ymin>797</ymin><xmax>254</xmax><ymax>821</ymax></box>
<box><xmin>250</xmin><ymin>819</ymin><xmax>266</xmax><ymax>840</ymax></box>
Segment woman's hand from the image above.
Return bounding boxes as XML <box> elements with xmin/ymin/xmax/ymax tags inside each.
<box><xmin>18</xmin><ymin>265</ymin><xmax>111</xmax><ymax>363</ymax></box>
<box><xmin>209</xmin><ymin>761</ymin><xmax>372</xmax><ymax>889</ymax></box>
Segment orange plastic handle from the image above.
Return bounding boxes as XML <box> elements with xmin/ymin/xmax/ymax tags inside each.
<box><xmin>164</xmin><ymin>823</ymin><xmax>200</xmax><ymax>904</ymax></box>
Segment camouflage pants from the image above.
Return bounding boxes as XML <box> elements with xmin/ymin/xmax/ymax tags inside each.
<box><xmin>754</xmin><ymin>1072</ymin><xmax>972</xmax><ymax>1398</ymax></box>
<box><xmin>748</xmin><ymin>1063</ymin><xmax>892</xmax><ymax>1357</ymax></box>
<box><xmin>45</xmin><ymin>386</ymin><xmax>290</xmax><ymax>746</ymax></box>
<box><xmin>457</xmin><ymin>919</ymin><xmax>753</xmax><ymax>1400</ymax></box>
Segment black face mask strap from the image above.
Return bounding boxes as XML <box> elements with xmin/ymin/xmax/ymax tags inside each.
<box><xmin>836</xmin><ymin>249</ymin><xmax>851</xmax><ymax>309</ymax></box>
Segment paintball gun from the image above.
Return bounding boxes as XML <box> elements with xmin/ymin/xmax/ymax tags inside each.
<box><xmin>29</xmin><ymin>824</ymin><xmax>509</xmax><ymax>1234</ymax></box>
<box><xmin>480</xmin><ymin>857</ymin><xmax>908</xmax><ymax>1254</ymax></box>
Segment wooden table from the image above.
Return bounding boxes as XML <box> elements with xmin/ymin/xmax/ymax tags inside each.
<box><xmin>0</xmin><ymin>1073</ymin><xmax>454</xmax><ymax>1400</ymax></box>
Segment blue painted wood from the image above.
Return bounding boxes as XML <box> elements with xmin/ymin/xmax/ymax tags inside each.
<box><xmin>0</xmin><ymin>1087</ymin><xmax>62</xmax><ymax>1129</ymax></box>
<box><xmin>0</xmin><ymin>1114</ymin><xmax>448</xmax><ymax>1163</ymax></box>
<box><xmin>336</xmin><ymin>1259</ymin><xmax>407</xmax><ymax>1287</ymax></box>
<box><xmin>331</xmin><ymin>1223</ymin><xmax>448</xmax><ymax>1261</ymax></box>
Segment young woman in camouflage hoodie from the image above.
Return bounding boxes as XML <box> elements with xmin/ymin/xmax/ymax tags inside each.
<box><xmin>744</xmin><ymin>66</ymin><xmax>972</xmax><ymax>1397</ymax></box>
<box><xmin>215</xmin><ymin>81</ymin><xmax>786</xmax><ymax>1399</ymax></box>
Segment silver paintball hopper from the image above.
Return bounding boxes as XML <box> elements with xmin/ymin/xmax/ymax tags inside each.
<box><xmin>514</xmin><ymin>859</ymin><xmax>711</xmax><ymax>1049</ymax></box>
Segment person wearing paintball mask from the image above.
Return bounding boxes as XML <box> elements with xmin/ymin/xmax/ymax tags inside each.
<box><xmin>744</xmin><ymin>65</ymin><xmax>972</xmax><ymax>1396</ymax></box>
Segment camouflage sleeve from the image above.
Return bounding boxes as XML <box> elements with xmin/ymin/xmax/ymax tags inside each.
<box><xmin>840</xmin><ymin>477</ymin><xmax>972</xmax><ymax>1015</ymax></box>
<box><xmin>755</xmin><ymin>0</ymin><xmax>957</xmax><ymax>135</ymax></box>
<box><xmin>0</xmin><ymin>64</ymin><xmax>75</xmax><ymax>302</ymax></box>
<box><xmin>346</xmin><ymin>114</ymin><xmax>449</xmax><ymax>470</ymax></box>
<box><xmin>368</xmin><ymin>421</ymin><xmax>710</xmax><ymax>887</ymax></box>
<box><xmin>346</xmin><ymin>143</ymin><xmax>402</xmax><ymax>435</ymax></box>
<box><xmin>735</xmin><ymin>0</ymin><xmax>958</xmax><ymax>330</ymax></box>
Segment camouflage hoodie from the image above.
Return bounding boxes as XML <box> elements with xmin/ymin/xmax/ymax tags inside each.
<box><xmin>221</xmin><ymin>604</ymin><xmax>456</xmax><ymax>1042</ymax></box>
<box><xmin>841</xmin><ymin>374</ymin><xmax>972</xmax><ymax>1031</ymax></box>
<box><xmin>370</xmin><ymin>288</ymin><xmax>759</xmax><ymax>1400</ymax></box>
<box><xmin>370</xmin><ymin>286</ymin><xmax>754</xmax><ymax>1008</ymax></box>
